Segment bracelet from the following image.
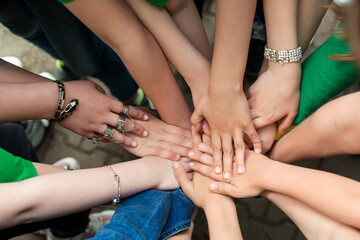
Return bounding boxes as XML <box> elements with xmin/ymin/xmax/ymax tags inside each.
<box><xmin>50</xmin><ymin>80</ymin><xmax>79</xmax><ymax>123</ymax></box>
<box><xmin>53</xmin><ymin>80</ymin><xmax>65</xmax><ymax>120</ymax></box>
<box><xmin>264</xmin><ymin>45</ymin><xmax>302</xmax><ymax>65</ymax></box>
<box><xmin>104</xmin><ymin>165</ymin><xmax>121</xmax><ymax>205</ymax></box>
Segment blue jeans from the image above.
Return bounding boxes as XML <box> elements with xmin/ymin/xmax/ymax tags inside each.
<box><xmin>0</xmin><ymin>0</ymin><xmax>138</xmax><ymax>101</ymax></box>
<box><xmin>91</xmin><ymin>189</ymin><xmax>194</xmax><ymax>240</ymax></box>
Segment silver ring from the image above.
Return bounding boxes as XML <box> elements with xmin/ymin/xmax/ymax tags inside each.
<box><xmin>89</xmin><ymin>133</ymin><xmax>101</xmax><ymax>144</ymax></box>
<box><xmin>113</xmin><ymin>132</ymin><xmax>125</xmax><ymax>144</ymax></box>
<box><xmin>123</xmin><ymin>117</ymin><xmax>135</xmax><ymax>132</ymax></box>
<box><xmin>116</xmin><ymin>116</ymin><xmax>126</xmax><ymax>131</ymax></box>
<box><xmin>103</xmin><ymin>126</ymin><xmax>115</xmax><ymax>139</ymax></box>
<box><xmin>121</xmin><ymin>104</ymin><xmax>129</xmax><ymax>115</ymax></box>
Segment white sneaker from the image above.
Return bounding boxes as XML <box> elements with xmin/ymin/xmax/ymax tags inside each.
<box><xmin>1</xmin><ymin>56</ymin><xmax>23</xmax><ymax>68</ymax></box>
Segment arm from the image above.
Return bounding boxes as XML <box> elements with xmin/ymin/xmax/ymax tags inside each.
<box><xmin>191</xmin><ymin>0</ymin><xmax>261</xmax><ymax>180</ymax></box>
<box><xmin>265</xmin><ymin>191</ymin><xmax>360</xmax><ymax>240</ymax></box>
<box><xmin>0</xmin><ymin>156</ymin><xmax>191</xmax><ymax>229</ymax></box>
<box><xmin>189</xmin><ymin>150</ymin><xmax>360</xmax><ymax>229</ymax></box>
<box><xmin>63</xmin><ymin>0</ymin><xmax>192</xmax><ymax>128</ymax></box>
<box><xmin>247</xmin><ymin>0</ymin><xmax>301</xmax><ymax>133</ymax></box>
<box><xmin>173</xmin><ymin>163</ymin><xmax>243</xmax><ymax>240</ymax></box>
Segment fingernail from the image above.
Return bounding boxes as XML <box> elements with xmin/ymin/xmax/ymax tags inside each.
<box><xmin>210</xmin><ymin>183</ymin><xmax>218</xmax><ymax>192</ymax></box>
<box><xmin>215</xmin><ymin>167</ymin><xmax>222</xmax><ymax>174</ymax></box>
<box><xmin>198</xmin><ymin>143</ymin><xmax>206</xmax><ymax>150</ymax></box>
<box><xmin>189</xmin><ymin>162</ymin><xmax>195</xmax><ymax>167</ymax></box>
<box><xmin>143</xmin><ymin>130</ymin><xmax>148</xmax><ymax>137</ymax></box>
<box><xmin>175</xmin><ymin>154</ymin><xmax>180</xmax><ymax>160</ymax></box>
<box><xmin>131</xmin><ymin>141</ymin><xmax>137</xmax><ymax>147</ymax></box>
<box><xmin>237</xmin><ymin>166</ymin><xmax>245</xmax><ymax>174</ymax></box>
<box><xmin>173</xmin><ymin>162</ymin><xmax>179</xmax><ymax>169</ymax></box>
<box><xmin>255</xmin><ymin>148</ymin><xmax>261</xmax><ymax>154</ymax></box>
<box><xmin>223</xmin><ymin>172</ymin><xmax>231</xmax><ymax>180</ymax></box>
<box><xmin>188</xmin><ymin>150</ymin><xmax>195</xmax><ymax>157</ymax></box>
<box><xmin>144</xmin><ymin>115</ymin><xmax>149</xmax><ymax>120</ymax></box>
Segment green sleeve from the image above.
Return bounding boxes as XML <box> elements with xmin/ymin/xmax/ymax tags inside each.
<box><xmin>0</xmin><ymin>148</ymin><xmax>38</xmax><ymax>183</ymax></box>
<box><xmin>145</xmin><ymin>0</ymin><xmax>169</xmax><ymax>7</ymax></box>
<box><xmin>293</xmin><ymin>34</ymin><xmax>359</xmax><ymax>125</ymax></box>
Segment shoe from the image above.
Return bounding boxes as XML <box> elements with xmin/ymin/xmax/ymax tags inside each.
<box><xmin>45</xmin><ymin>210</ymin><xmax>115</xmax><ymax>240</ymax></box>
<box><xmin>1</xmin><ymin>56</ymin><xmax>23</xmax><ymax>68</ymax></box>
<box><xmin>52</xmin><ymin>157</ymin><xmax>81</xmax><ymax>170</ymax></box>
<box><xmin>54</xmin><ymin>60</ymin><xmax>81</xmax><ymax>81</ymax></box>
<box><xmin>18</xmin><ymin>120</ymin><xmax>46</xmax><ymax>148</ymax></box>
<box><xmin>131</xmin><ymin>88</ymin><xmax>155</xmax><ymax>109</ymax></box>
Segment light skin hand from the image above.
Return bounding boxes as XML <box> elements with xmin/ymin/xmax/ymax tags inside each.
<box><xmin>256</xmin><ymin>123</ymin><xmax>277</xmax><ymax>154</ymax></box>
<box><xmin>59</xmin><ymin>80</ymin><xmax>149</xmax><ymax>147</ymax></box>
<box><xmin>191</xmin><ymin>90</ymin><xmax>261</xmax><ymax>181</ymax></box>
<box><xmin>121</xmin><ymin>113</ymin><xmax>193</xmax><ymax>160</ymax></box>
<box><xmin>247</xmin><ymin>62</ymin><xmax>301</xmax><ymax>133</ymax></box>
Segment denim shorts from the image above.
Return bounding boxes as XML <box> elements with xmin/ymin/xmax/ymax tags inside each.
<box><xmin>90</xmin><ymin>189</ymin><xmax>194</xmax><ymax>240</ymax></box>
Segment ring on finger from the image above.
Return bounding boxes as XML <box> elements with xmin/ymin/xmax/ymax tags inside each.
<box><xmin>103</xmin><ymin>126</ymin><xmax>115</xmax><ymax>139</ymax></box>
<box><xmin>113</xmin><ymin>132</ymin><xmax>125</xmax><ymax>144</ymax></box>
<box><xmin>121</xmin><ymin>104</ymin><xmax>129</xmax><ymax>115</ymax></box>
<box><xmin>122</xmin><ymin>117</ymin><xmax>135</xmax><ymax>132</ymax></box>
<box><xmin>116</xmin><ymin>116</ymin><xmax>126</xmax><ymax>131</ymax></box>
<box><xmin>89</xmin><ymin>133</ymin><xmax>101</xmax><ymax>144</ymax></box>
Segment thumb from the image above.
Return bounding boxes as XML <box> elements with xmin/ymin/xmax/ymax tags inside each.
<box><xmin>209</xmin><ymin>182</ymin><xmax>240</xmax><ymax>198</ymax></box>
<box><xmin>173</xmin><ymin>162</ymin><xmax>193</xmax><ymax>196</ymax></box>
<box><xmin>191</xmin><ymin>108</ymin><xmax>204</xmax><ymax>126</ymax></box>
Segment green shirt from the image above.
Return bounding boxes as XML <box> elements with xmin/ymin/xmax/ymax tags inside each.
<box><xmin>0</xmin><ymin>148</ymin><xmax>38</xmax><ymax>183</ymax></box>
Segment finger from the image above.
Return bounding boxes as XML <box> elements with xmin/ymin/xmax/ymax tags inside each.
<box><xmin>187</xmin><ymin>150</ymin><xmax>213</xmax><ymax>165</ymax></box>
<box><xmin>202</xmin><ymin>134</ymin><xmax>212</xmax><ymax>146</ymax></box>
<box><xmin>211</xmin><ymin>133</ymin><xmax>222</xmax><ymax>174</ymax></box>
<box><xmin>250</xmin><ymin>109</ymin><xmax>261</xmax><ymax>120</ymax></box>
<box><xmin>192</xmin><ymin>126</ymin><xmax>202</xmax><ymax>151</ymax></box>
<box><xmin>245</xmin><ymin>88</ymin><xmax>252</xmax><ymax>99</ymax></box>
<box><xmin>128</xmin><ymin>106</ymin><xmax>149</xmax><ymax>120</ymax></box>
<box><xmin>147</xmin><ymin>146</ymin><xmax>181</xmax><ymax>161</ymax></box>
<box><xmin>278</xmin><ymin>113</ymin><xmax>296</xmax><ymax>134</ymax></box>
<box><xmin>173</xmin><ymin>162</ymin><xmax>193</xmax><ymax>196</ymax></box>
<box><xmin>233</xmin><ymin>129</ymin><xmax>246</xmax><ymax>175</ymax></box>
<box><xmin>209</xmin><ymin>182</ymin><xmax>241</xmax><ymax>198</ymax></box>
<box><xmin>190</xmin><ymin>108</ymin><xmax>204</xmax><ymax>126</ymax></box>
<box><xmin>189</xmin><ymin>162</ymin><xmax>222</xmax><ymax>181</ymax></box>
<box><xmin>162</xmin><ymin>131</ymin><xmax>192</xmax><ymax>149</ymax></box>
<box><xmin>112</xmin><ymin>130</ymin><xmax>137</xmax><ymax>147</ymax></box>
<box><xmin>164</xmin><ymin>124</ymin><xmax>192</xmax><ymax>139</ymax></box>
<box><xmin>252</xmin><ymin>117</ymin><xmax>268</xmax><ymax>129</ymax></box>
<box><xmin>221</xmin><ymin>134</ymin><xmax>234</xmax><ymax>181</ymax></box>
<box><xmin>202</xmin><ymin>120</ymin><xmax>211</xmax><ymax>136</ymax></box>
<box><xmin>245</xmin><ymin>126</ymin><xmax>262</xmax><ymax>154</ymax></box>
<box><xmin>124</xmin><ymin>118</ymin><xmax>148</xmax><ymax>137</ymax></box>
<box><xmin>198</xmin><ymin>143</ymin><xmax>213</xmax><ymax>155</ymax></box>
<box><xmin>178</xmin><ymin>161</ymin><xmax>192</xmax><ymax>173</ymax></box>
<box><xmin>159</xmin><ymin>140</ymin><xmax>191</xmax><ymax>158</ymax></box>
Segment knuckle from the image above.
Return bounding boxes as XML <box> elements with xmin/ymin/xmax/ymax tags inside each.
<box><xmin>212</xmin><ymin>146</ymin><xmax>222</xmax><ymax>154</ymax></box>
<box><xmin>222</xmin><ymin>148</ymin><xmax>233</xmax><ymax>156</ymax></box>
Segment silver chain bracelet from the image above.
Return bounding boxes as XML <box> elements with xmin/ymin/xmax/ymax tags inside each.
<box><xmin>104</xmin><ymin>165</ymin><xmax>121</xmax><ymax>205</ymax></box>
<box><xmin>264</xmin><ymin>45</ymin><xmax>302</xmax><ymax>65</ymax></box>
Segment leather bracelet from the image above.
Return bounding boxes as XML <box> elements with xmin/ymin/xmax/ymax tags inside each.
<box><xmin>264</xmin><ymin>45</ymin><xmax>302</xmax><ymax>65</ymax></box>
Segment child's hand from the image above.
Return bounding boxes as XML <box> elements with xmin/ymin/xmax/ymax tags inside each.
<box><xmin>247</xmin><ymin>62</ymin><xmax>301</xmax><ymax>133</ymax></box>
<box><xmin>187</xmin><ymin>149</ymin><xmax>269</xmax><ymax>199</ymax></box>
<box><xmin>144</xmin><ymin>156</ymin><xmax>193</xmax><ymax>191</ymax></box>
<box><xmin>122</xmin><ymin>113</ymin><xmax>193</xmax><ymax>160</ymax></box>
<box><xmin>257</xmin><ymin>123</ymin><xmax>277</xmax><ymax>153</ymax></box>
<box><xmin>173</xmin><ymin>162</ymin><xmax>231</xmax><ymax>208</ymax></box>
<box><xmin>191</xmin><ymin>90</ymin><xmax>261</xmax><ymax>181</ymax></box>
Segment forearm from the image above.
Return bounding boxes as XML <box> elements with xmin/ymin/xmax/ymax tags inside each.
<box><xmin>0</xmin><ymin>81</ymin><xmax>58</xmax><ymax>122</ymax></box>
<box><xmin>261</xmin><ymin>160</ymin><xmax>360</xmax><ymax>228</ymax></box>
<box><xmin>0</xmin><ymin>59</ymin><xmax>48</xmax><ymax>83</ymax></box>
<box><xmin>210</xmin><ymin>0</ymin><xmax>256</xmax><ymax>92</ymax></box>
<box><xmin>0</xmin><ymin>158</ymin><xmax>158</xmax><ymax>229</ymax></box>
<box><xmin>203</xmin><ymin>197</ymin><xmax>243</xmax><ymax>240</ymax></box>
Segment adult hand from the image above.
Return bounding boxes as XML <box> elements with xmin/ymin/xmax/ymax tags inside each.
<box><xmin>187</xmin><ymin>150</ymin><xmax>269</xmax><ymax>199</ymax></box>
<box><xmin>122</xmin><ymin>113</ymin><xmax>193</xmax><ymax>160</ymax></box>
<box><xmin>191</xmin><ymin>90</ymin><xmax>261</xmax><ymax>180</ymax></box>
<box><xmin>247</xmin><ymin>62</ymin><xmax>301</xmax><ymax>133</ymax></box>
<box><xmin>59</xmin><ymin>80</ymin><xmax>149</xmax><ymax>147</ymax></box>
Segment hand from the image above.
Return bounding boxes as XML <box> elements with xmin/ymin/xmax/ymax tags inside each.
<box><xmin>256</xmin><ymin>123</ymin><xmax>277</xmax><ymax>154</ymax></box>
<box><xmin>191</xmin><ymin>90</ymin><xmax>261</xmax><ymax>181</ymax></box>
<box><xmin>187</xmin><ymin>149</ymin><xmax>269</xmax><ymax>198</ymax></box>
<box><xmin>143</xmin><ymin>156</ymin><xmax>192</xmax><ymax>191</ymax></box>
<box><xmin>59</xmin><ymin>80</ymin><xmax>149</xmax><ymax>147</ymax></box>
<box><xmin>122</xmin><ymin>113</ymin><xmax>193</xmax><ymax>160</ymax></box>
<box><xmin>247</xmin><ymin>62</ymin><xmax>301</xmax><ymax>133</ymax></box>
<box><xmin>173</xmin><ymin>162</ymin><xmax>229</xmax><ymax>208</ymax></box>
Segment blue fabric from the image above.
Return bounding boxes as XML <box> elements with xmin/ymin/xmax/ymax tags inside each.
<box><xmin>91</xmin><ymin>189</ymin><xmax>194</xmax><ymax>240</ymax></box>
<box><xmin>0</xmin><ymin>0</ymin><xmax>138</xmax><ymax>100</ymax></box>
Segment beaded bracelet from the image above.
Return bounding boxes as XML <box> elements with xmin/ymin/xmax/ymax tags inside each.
<box><xmin>104</xmin><ymin>165</ymin><xmax>121</xmax><ymax>205</ymax></box>
<box><xmin>264</xmin><ymin>45</ymin><xmax>302</xmax><ymax>65</ymax></box>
